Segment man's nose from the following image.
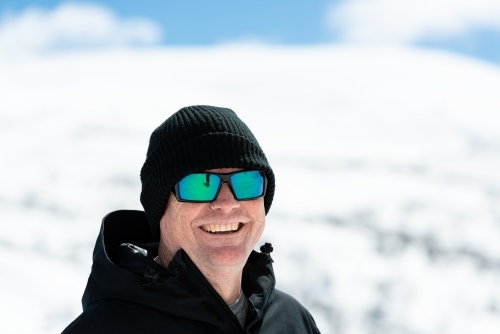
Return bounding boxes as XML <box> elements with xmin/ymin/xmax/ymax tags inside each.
<box><xmin>211</xmin><ymin>183</ymin><xmax>240</xmax><ymax>212</ymax></box>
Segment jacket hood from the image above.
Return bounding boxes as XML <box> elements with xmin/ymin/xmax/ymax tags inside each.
<box><xmin>82</xmin><ymin>210</ymin><xmax>276</xmax><ymax>332</ymax></box>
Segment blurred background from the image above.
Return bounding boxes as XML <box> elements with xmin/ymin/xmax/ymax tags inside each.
<box><xmin>1</xmin><ymin>1</ymin><xmax>500</xmax><ymax>333</ymax></box>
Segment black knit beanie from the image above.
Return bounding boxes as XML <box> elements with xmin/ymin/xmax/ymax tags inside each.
<box><xmin>140</xmin><ymin>105</ymin><xmax>275</xmax><ymax>240</ymax></box>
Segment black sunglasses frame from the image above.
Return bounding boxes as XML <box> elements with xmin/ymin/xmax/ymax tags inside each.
<box><xmin>172</xmin><ymin>170</ymin><xmax>267</xmax><ymax>203</ymax></box>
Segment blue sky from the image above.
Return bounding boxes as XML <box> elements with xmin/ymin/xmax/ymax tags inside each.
<box><xmin>0</xmin><ymin>0</ymin><xmax>337</xmax><ymax>44</ymax></box>
<box><xmin>1</xmin><ymin>0</ymin><xmax>499</xmax><ymax>63</ymax></box>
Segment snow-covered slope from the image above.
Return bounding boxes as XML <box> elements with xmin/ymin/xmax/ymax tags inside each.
<box><xmin>1</xmin><ymin>45</ymin><xmax>500</xmax><ymax>334</ymax></box>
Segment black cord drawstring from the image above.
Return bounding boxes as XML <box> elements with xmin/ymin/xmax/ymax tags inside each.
<box><xmin>140</xmin><ymin>266</ymin><xmax>164</xmax><ymax>287</ymax></box>
<box><xmin>260</xmin><ymin>242</ymin><xmax>273</xmax><ymax>254</ymax></box>
<box><xmin>260</xmin><ymin>243</ymin><xmax>274</xmax><ymax>263</ymax></box>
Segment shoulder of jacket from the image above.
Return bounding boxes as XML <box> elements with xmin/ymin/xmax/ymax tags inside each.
<box><xmin>272</xmin><ymin>289</ymin><xmax>305</xmax><ymax>308</ymax></box>
<box><xmin>63</xmin><ymin>300</ymin><xmax>165</xmax><ymax>333</ymax></box>
<box><xmin>262</xmin><ymin>289</ymin><xmax>321</xmax><ymax>334</ymax></box>
<box><xmin>61</xmin><ymin>301</ymin><xmax>105</xmax><ymax>334</ymax></box>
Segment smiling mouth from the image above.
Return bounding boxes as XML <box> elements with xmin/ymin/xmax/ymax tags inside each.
<box><xmin>200</xmin><ymin>223</ymin><xmax>243</xmax><ymax>234</ymax></box>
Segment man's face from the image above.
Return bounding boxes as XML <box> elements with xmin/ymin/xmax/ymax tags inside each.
<box><xmin>159</xmin><ymin>167</ymin><xmax>266</xmax><ymax>270</ymax></box>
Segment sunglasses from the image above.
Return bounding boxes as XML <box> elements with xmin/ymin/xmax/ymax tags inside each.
<box><xmin>173</xmin><ymin>170</ymin><xmax>267</xmax><ymax>203</ymax></box>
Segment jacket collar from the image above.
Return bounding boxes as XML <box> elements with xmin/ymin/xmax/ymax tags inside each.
<box><xmin>82</xmin><ymin>210</ymin><xmax>276</xmax><ymax>332</ymax></box>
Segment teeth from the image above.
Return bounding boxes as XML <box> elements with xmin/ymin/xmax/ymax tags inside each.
<box><xmin>202</xmin><ymin>223</ymin><xmax>241</xmax><ymax>233</ymax></box>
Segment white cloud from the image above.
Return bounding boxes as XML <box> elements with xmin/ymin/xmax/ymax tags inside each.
<box><xmin>0</xmin><ymin>2</ymin><xmax>162</xmax><ymax>52</ymax></box>
<box><xmin>328</xmin><ymin>0</ymin><xmax>500</xmax><ymax>44</ymax></box>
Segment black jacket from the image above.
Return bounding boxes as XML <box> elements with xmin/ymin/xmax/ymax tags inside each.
<box><xmin>63</xmin><ymin>210</ymin><xmax>320</xmax><ymax>334</ymax></box>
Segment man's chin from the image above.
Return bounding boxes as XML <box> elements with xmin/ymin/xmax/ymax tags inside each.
<box><xmin>198</xmin><ymin>246</ymin><xmax>250</xmax><ymax>268</ymax></box>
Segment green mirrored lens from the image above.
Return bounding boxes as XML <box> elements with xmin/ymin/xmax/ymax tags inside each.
<box><xmin>231</xmin><ymin>171</ymin><xmax>264</xmax><ymax>199</ymax></box>
<box><xmin>178</xmin><ymin>173</ymin><xmax>220</xmax><ymax>201</ymax></box>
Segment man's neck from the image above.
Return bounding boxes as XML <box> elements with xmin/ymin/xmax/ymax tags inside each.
<box><xmin>197</xmin><ymin>263</ymin><xmax>243</xmax><ymax>305</ymax></box>
<box><xmin>157</xmin><ymin>245</ymin><xmax>243</xmax><ymax>305</ymax></box>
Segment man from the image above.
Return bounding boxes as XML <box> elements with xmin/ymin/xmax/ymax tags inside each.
<box><xmin>63</xmin><ymin>105</ymin><xmax>320</xmax><ymax>333</ymax></box>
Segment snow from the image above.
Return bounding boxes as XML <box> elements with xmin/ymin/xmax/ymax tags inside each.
<box><xmin>1</xmin><ymin>45</ymin><xmax>500</xmax><ymax>333</ymax></box>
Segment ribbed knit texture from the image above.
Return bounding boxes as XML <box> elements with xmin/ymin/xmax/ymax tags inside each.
<box><xmin>140</xmin><ymin>105</ymin><xmax>275</xmax><ymax>240</ymax></box>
